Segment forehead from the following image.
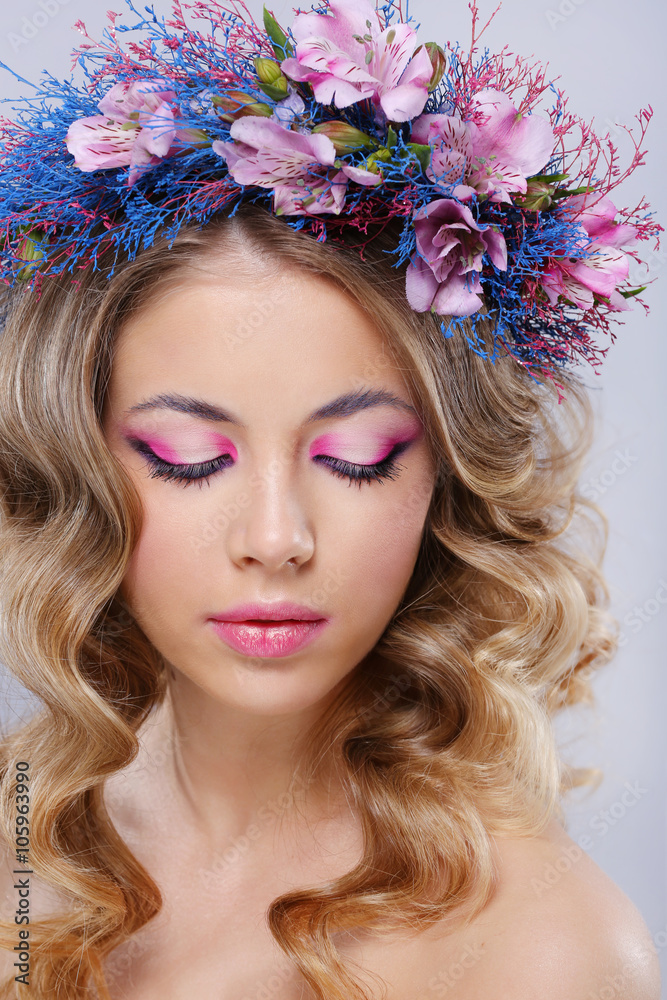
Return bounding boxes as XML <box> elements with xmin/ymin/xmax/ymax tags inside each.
<box><xmin>105</xmin><ymin>268</ymin><xmax>416</xmax><ymax>428</ymax></box>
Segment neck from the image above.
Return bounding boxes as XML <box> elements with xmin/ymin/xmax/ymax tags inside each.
<box><xmin>143</xmin><ymin>669</ymin><xmax>350</xmax><ymax>849</ymax></box>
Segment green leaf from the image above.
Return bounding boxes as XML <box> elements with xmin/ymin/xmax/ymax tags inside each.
<box><xmin>258</xmin><ymin>80</ymin><xmax>289</xmax><ymax>101</ymax></box>
<box><xmin>619</xmin><ymin>285</ymin><xmax>647</xmax><ymax>299</ymax></box>
<box><xmin>407</xmin><ymin>143</ymin><xmax>432</xmax><ymax>171</ymax></box>
<box><xmin>553</xmin><ymin>184</ymin><xmax>595</xmax><ymax>200</ymax></box>
<box><xmin>531</xmin><ymin>171</ymin><xmax>570</xmax><ymax>183</ymax></box>
<box><xmin>386</xmin><ymin>125</ymin><xmax>398</xmax><ymax>149</ymax></box>
<box><xmin>365</xmin><ymin>147</ymin><xmax>392</xmax><ymax>174</ymax></box>
<box><xmin>263</xmin><ymin>6</ymin><xmax>292</xmax><ymax>59</ymax></box>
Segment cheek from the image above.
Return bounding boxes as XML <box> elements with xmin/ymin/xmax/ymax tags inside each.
<box><xmin>118</xmin><ymin>500</ymin><xmax>196</xmax><ymax>628</ymax></box>
<box><xmin>340</xmin><ymin>471</ymin><xmax>434</xmax><ymax>616</ymax></box>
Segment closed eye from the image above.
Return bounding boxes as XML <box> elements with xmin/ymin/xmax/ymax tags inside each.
<box><xmin>128</xmin><ymin>438</ymin><xmax>233</xmax><ymax>489</ymax></box>
<box><xmin>313</xmin><ymin>441</ymin><xmax>411</xmax><ymax>487</ymax></box>
<box><xmin>128</xmin><ymin>438</ymin><xmax>411</xmax><ymax>489</ymax></box>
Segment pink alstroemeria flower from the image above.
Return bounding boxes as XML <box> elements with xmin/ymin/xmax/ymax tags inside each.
<box><xmin>412</xmin><ymin>89</ymin><xmax>554</xmax><ymax>203</ymax></box>
<box><xmin>66</xmin><ymin>80</ymin><xmax>178</xmax><ymax>185</ymax></box>
<box><xmin>411</xmin><ymin>114</ymin><xmax>474</xmax><ymax>196</ymax></box>
<box><xmin>213</xmin><ymin>117</ymin><xmax>379</xmax><ymax>216</ymax></box>
<box><xmin>540</xmin><ymin>194</ymin><xmax>638</xmax><ymax>311</ymax></box>
<box><xmin>406</xmin><ymin>198</ymin><xmax>508</xmax><ymax>317</ymax></box>
<box><xmin>280</xmin><ymin>0</ymin><xmax>434</xmax><ymax>122</ymax></box>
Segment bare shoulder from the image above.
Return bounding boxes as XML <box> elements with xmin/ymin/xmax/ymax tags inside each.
<box><xmin>419</xmin><ymin>817</ymin><xmax>661</xmax><ymax>1000</ymax></box>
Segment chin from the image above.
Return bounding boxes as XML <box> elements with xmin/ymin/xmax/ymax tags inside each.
<box><xmin>170</xmin><ymin>654</ymin><xmax>353</xmax><ymax>718</ymax></box>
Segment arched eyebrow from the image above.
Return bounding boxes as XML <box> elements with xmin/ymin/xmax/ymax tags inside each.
<box><xmin>124</xmin><ymin>387</ymin><xmax>418</xmax><ymax>426</ymax></box>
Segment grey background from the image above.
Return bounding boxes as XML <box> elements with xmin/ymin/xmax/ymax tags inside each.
<box><xmin>0</xmin><ymin>0</ymin><xmax>664</xmax><ymax>987</ymax></box>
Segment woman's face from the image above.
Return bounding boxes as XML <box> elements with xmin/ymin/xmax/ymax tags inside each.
<box><xmin>102</xmin><ymin>261</ymin><xmax>436</xmax><ymax>717</ymax></box>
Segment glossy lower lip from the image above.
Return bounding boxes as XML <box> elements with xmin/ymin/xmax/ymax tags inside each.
<box><xmin>209</xmin><ymin>619</ymin><xmax>328</xmax><ymax>658</ymax></box>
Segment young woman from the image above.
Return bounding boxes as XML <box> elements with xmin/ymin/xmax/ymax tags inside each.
<box><xmin>0</xmin><ymin>2</ymin><xmax>661</xmax><ymax>998</ymax></box>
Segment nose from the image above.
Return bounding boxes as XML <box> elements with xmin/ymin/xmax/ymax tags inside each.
<box><xmin>225</xmin><ymin>451</ymin><xmax>315</xmax><ymax>571</ymax></box>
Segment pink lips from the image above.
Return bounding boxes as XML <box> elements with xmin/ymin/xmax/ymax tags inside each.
<box><xmin>208</xmin><ymin>602</ymin><xmax>329</xmax><ymax>658</ymax></box>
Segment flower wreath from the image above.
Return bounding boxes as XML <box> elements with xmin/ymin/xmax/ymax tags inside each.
<box><xmin>0</xmin><ymin>0</ymin><xmax>661</xmax><ymax>391</ymax></box>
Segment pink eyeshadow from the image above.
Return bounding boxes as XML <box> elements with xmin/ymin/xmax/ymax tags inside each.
<box><xmin>309</xmin><ymin>429</ymin><xmax>420</xmax><ymax>465</ymax></box>
<box><xmin>142</xmin><ymin>437</ymin><xmax>182</xmax><ymax>464</ymax></box>
<box><xmin>141</xmin><ymin>433</ymin><xmax>238</xmax><ymax>464</ymax></box>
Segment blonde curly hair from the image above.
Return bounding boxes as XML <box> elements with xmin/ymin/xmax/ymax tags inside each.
<box><xmin>0</xmin><ymin>207</ymin><xmax>615</xmax><ymax>999</ymax></box>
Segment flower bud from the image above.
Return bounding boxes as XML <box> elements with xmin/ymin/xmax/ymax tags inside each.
<box><xmin>14</xmin><ymin>230</ymin><xmax>45</xmax><ymax>282</ymax></box>
<box><xmin>19</xmin><ymin>235</ymin><xmax>44</xmax><ymax>263</ymax></box>
<box><xmin>415</xmin><ymin>42</ymin><xmax>447</xmax><ymax>92</ymax></box>
<box><xmin>254</xmin><ymin>57</ymin><xmax>289</xmax><ymax>100</ymax></box>
<box><xmin>212</xmin><ymin>91</ymin><xmax>273</xmax><ymax>121</ymax></box>
<box><xmin>254</xmin><ymin>57</ymin><xmax>283</xmax><ymax>86</ymax></box>
<box><xmin>176</xmin><ymin>127</ymin><xmax>210</xmax><ymax>147</ymax></box>
<box><xmin>312</xmin><ymin>121</ymin><xmax>379</xmax><ymax>154</ymax></box>
<box><xmin>516</xmin><ymin>179</ymin><xmax>554</xmax><ymax>211</ymax></box>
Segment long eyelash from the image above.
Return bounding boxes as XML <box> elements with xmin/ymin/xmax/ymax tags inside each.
<box><xmin>315</xmin><ymin>442</ymin><xmax>410</xmax><ymax>489</ymax></box>
<box><xmin>131</xmin><ymin>440</ymin><xmax>232</xmax><ymax>489</ymax></box>
<box><xmin>132</xmin><ymin>440</ymin><xmax>410</xmax><ymax>489</ymax></box>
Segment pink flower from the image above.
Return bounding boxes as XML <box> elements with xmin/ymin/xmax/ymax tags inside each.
<box><xmin>66</xmin><ymin>80</ymin><xmax>178</xmax><ymax>185</ymax></box>
<box><xmin>466</xmin><ymin>90</ymin><xmax>555</xmax><ymax>201</ymax></box>
<box><xmin>272</xmin><ymin>158</ymin><xmax>382</xmax><ymax>216</ymax></box>
<box><xmin>411</xmin><ymin>89</ymin><xmax>554</xmax><ymax>203</ymax></box>
<box><xmin>280</xmin><ymin>0</ymin><xmax>433</xmax><ymax>122</ymax></box>
<box><xmin>561</xmin><ymin>193</ymin><xmax>638</xmax><ymax>249</ymax></box>
<box><xmin>213</xmin><ymin>116</ymin><xmax>338</xmax><ymax>184</ymax></box>
<box><xmin>540</xmin><ymin>194</ymin><xmax>638</xmax><ymax>311</ymax></box>
<box><xmin>411</xmin><ymin>114</ymin><xmax>474</xmax><ymax>196</ymax></box>
<box><xmin>272</xmin><ymin>175</ymin><xmax>347</xmax><ymax>216</ymax></box>
<box><xmin>213</xmin><ymin>116</ymin><xmax>379</xmax><ymax>216</ymax></box>
<box><xmin>406</xmin><ymin>198</ymin><xmax>508</xmax><ymax>317</ymax></box>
